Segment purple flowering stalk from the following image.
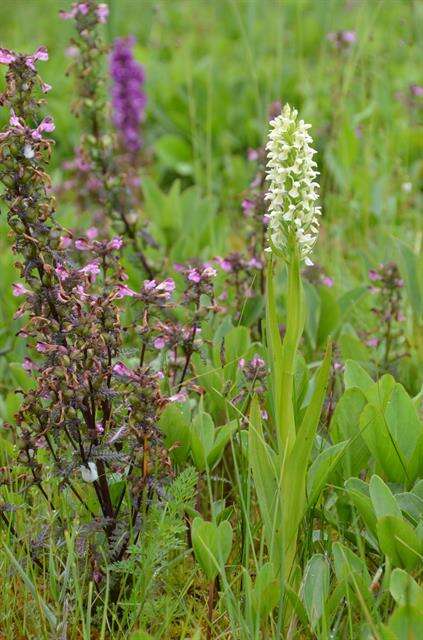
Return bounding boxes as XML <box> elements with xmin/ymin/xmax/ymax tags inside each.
<box><xmin>110</xmin><ymin>36</ymin><xmax>147</xmax><ymax>157</ymax></box>
<box><xmin>366</xmin><ymin>262</ymin><xmax>406</xmax><ymax>370</ymax></box>
<box><xmin>0</xmin><ymin>46</ymin><xmax>176</xmax><ymax>571</ymax></box>
<box><xmin>61</xmin><ymin>1</ymin><xmax>155</xmax><ymax>278</ymax></box>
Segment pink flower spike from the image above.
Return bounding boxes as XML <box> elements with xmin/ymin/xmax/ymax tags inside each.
<box><xmin>12</xmin><ymin>283</ymin><xmax>30</xmax><ymax>296</ymax></box>
<box><xmin>96</xmin><ymin>3</ymin><xmax>109</xmax><ymax>23</ymax></box>
<box><xmin>0</xmin><ymin>48</ymin><xmax>16</xmax><ymax>65</ymax></box>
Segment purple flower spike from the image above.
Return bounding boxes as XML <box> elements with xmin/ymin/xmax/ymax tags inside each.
<box><xmin>109</xmin><ymin>36</ymin><xmax>146</xmax><ymax>154</ymax></box>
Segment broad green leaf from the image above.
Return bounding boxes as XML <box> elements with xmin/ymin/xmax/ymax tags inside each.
<box><xmin>333</xmin><ymin>542</ymin><xmax>370</xmax><ymax>585</ymax></box>
<box><xmin>248</xmin><ymin>397</ymin><xmax>281</xmax><ymax>568</ymax></box>
<box><xmin>377</xmin><ymin>515</ymin><xmax>422</xmax><ymax>571</ymax></box>
<box><xmin>388</xmin><ymin>604</ymin><xmax>423</xmax><ymax>640</ymax></box>
<box><xmin>359</xmin><ymin>404</ymin><xmax>407</xmax><ymax>483</ymax></box>
<box><xmin>330</xmin><ymin>387</ymin><xmax>369</xmax><ymax>476</ymax></box>
<box><xmin>250</xmin><ymin>562</ymin><xmax>281</xmax><ymax>620</ymax></box>
<box><xmin>190</xmin><ymin>411</ymin><xmax>215</xmax><ymax>472</ymax></box>
<box><xmin>344</xmin><ymin>477</ymin><xmax>377</xmax><ymax>537</ymax></box>
<box><xmin>207</xmin><ymin>420</ymin><xmax>237</xmax><ymax>469</ymax></box>
<box><xmin>369</xmin><ymin>475</ymin><xmax>402</xmax><ymax>520</ymax></box>
<box><xmin>282</xmin><ymin>342</ymin><xmax>332</xmax><ymax>575</ymax></box>
<box><xmin>159</xmin><ymin>403</ymin><xmax>191</xmax><ymax>464</ymax></box>
<box><xmin>317</xmin><ymin>286</ymin><xmax>340</xmax><ymax>346</ymax></box>
<box><xmin>390</xmin><ymin>569</ymin><xmax>423</xmax><ymax>610</ymax></box>
<box><xmin>307</xmin><ymin>441</ymin><xmax>348</xmax><ymax>506</ymax></box>
<box><xmin>384</xmin><ymin>384</ymin><xmax>423</xmax><ymax>480</ymax></box>
<box><xmin>302</xmin><ymin>554</ymin><xmax>330</xmax><ymax>630</ymax></box>
<box><xmin>191</xmin><ymin>517</ymin><xmax>233</xmax><ymax>582</ymax></box>
<box><xmin>344</xmin><ymin>360</ymin><xmax>373</xmax><ymax>392</ymax></box>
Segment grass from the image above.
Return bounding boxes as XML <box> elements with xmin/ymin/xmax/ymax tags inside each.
<box><xmin>0</xmin><ymin>0</ymin><xmax>422</xmax><ymax>638</ymax></box>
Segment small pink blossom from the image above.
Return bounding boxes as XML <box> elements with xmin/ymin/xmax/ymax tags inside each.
<box><xmin>156</xmin><ymin>278</ymin><xmax>175</xmax><ymax>293</ymax></box>
<box><xmin>366</xmin><ymin>338</ymin><xmax>379</xmax><ymax>348</ymax></box>
<box><xmin>263</xmin><ymin>214</ymin><xmax>271</xmax><ymax>225</ymax></box>
<box><xmin>96</xmin><ymin>3</ymin><xmax>109</xmax><ymax>22</ymax></box>
<box><xmin>215</xmin><ymin>256</ymin><xmax>232</xmax><ymax>272</ymax></box>
<box><xmin>168</xmin><ymin>390</ymin><xmax>188</xmax><ymax>403</ymax></box>
<box><xmin>369</xmin><ymin>269</ymin><xmax>381</xmax><ymax>282</ymax></box>
<box><xmin>41</xmin><ymin>82</ymin><xmax>52</xmax><ymax>94</ymax></box>
<box><xmin>55</xmin><ymin>264</ymin><xmax>69</xmax><ymax>282</ymax></box>
<box><xmin>75</xmin><ymin>238</ymin><xmax>91</xmax><ymax>251</ymax></box>
<box><xmin>154</xmin><ymin>337</ymin><xmax>166</xmax><ymax>350</ymax></box>
<box><xmin>116</xmin><ymin>284</ymin><xmax>138</xmax><ymax>298</ymax></box>
<box><xmin>0</xmin><ymin>48</ymin><xmax>16</xmax><ymax>65</ymax></box>
<box><xmin>12</xmin><ymin>282</ymin><xmax>30</xmax><ymax>296</ymax></box>
<box><xmin>59</xmin><ymin>236</ymin><xmax>73</xmax><ymax>249</ymax></box>
<box><xmin>23</xmin><ymin>357</ymin><xmax>37</xmax><ymax>371</ymax></box>
<box><xmin>80</xmin><ymin>261</ymin><xmax>100</xmax><ymax>279</ymax></box>
<box><xmin>188</xmin><ymin>269</ymin><xmax>201</xmax><ymax>283</ymax></box>
<box><xmin>242</xmin><ymin>199</ymin><xmax>255</xmax><ymax>215</ymax></box>
<box><xmin>322</xmin><ymin>276</ymin><xmax>334</xmax><ymax>288</ymax></box>
<box><xmin>107</xmin><ymin>236</ymin><xmax>123</xmax><ymax>251</ymax></box>
<box><xmin>112</xmin><ymin>362</ymin><xmax>136</xmax><ymax>379</ymax></box>
<box><xmin>247</xmin><ymin>148</ymin><xmax>259</xmax><ymax>161</ymax></box>
<box><xmin>86</xmin><ymin>227</ymin><xmax>98</xmax><ymax>240</ymax></box>
<box><xmin>202</xmin><ymin>266</ymin><xmax>217</xmax><ymax>279</ymax></box>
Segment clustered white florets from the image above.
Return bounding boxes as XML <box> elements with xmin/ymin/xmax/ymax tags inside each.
<box><xmin>265</xmin><ymin>104</ymin><xmax>321</xmax><ymax>264</ymax></box>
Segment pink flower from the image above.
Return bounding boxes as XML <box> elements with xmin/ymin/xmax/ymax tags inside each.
<box><xmin>247</xmin><ymin>148</ymin><xmax>259</xmax><ymax>161</ymax></box>
<box><xmin>23</xmin><ymin>357</ymin><xmax>37</xmax><ymax>371</ymax></box>
<box><xmin>12</xmin><ymin>282</ymin><xmax>30</xmax><ymax>296</ymax></box>
<box><xmin>116</xmin><ymin>284</ymin><xmax>138</xmax><ymax>298</ymax></box>
<box><xmin>202</xmin><ymin>266</ymin><xmax>217</xmax><ymax>279</ymax></box>
<box><xmin>80</xmin><ymin>261</ymin><xmax>100</xmax><ymax>279</ymax></box>
<box><xmin>168</xmin><ymin>390</ymin><xmax>188</xmax><ymax>403</ymax></box>
<box><xmin>36</xmin><ymin>342</ymin><xmax>50</xmax><ymax>353</ymax></box>
<box><xmin>78</xmin><ymin>2</ymin><xmax>89</xmax><ymax>14</ymax></box>
<box><xmin>107</xmin><ymin>236</ymin><xmax>123</xmax><ymax>251</ymax></box>
<box><xmin>366</xmin><ymin>338</ymin><xmax>379</xmax><ymax>348</ymax></box>
<box><xmin>322</xmin><ymin>276</ymin><xmax>334</xmax><ymax>288</ymax></box>
<box><xmin>154</xmin><ymin>337</ymin><xmax>166</xmax><ymax>350</ymax></box>
<box><xmin>242</xmin><ymin>199</ymin><xmax>255</xmax><ymax>215</ymax></box>
<box><xmin>25</xmin><ymin>46</ymin><xmax>49</xmax><ymax>71</ymax></box>
<box><xmin>215</xmin><ymin>256</ymin><xmax>232</xmax><ymax>272</ymax></box>
<box><xmin>41</xmin><ymin>82</ymin><xmax>52</xmax><ymax>94</ymax></box>
<box><xmin>55</xmin><ymin>264</ymin><xmax>69</xmax><ymax>282</ymax></box>
<box><xmin>369</xmin><ymin>269</ymin><xmax>381</xmax><ymax>282</ymax></box>
<box><xmin>112</xmin><ymin>362</ymin><xmax>136</xmax><ymax>379</ymax></box>
<box><xmin>263</xmin><ymin>214</ymin><xmax>271</xmax><ymax>225</ymax></box>
<box><xmin>32</xmin><ymin>116</ymin><xmax>55</xmax><ymax>140</ymax></box>
<box><xmin>248</xmin><ymin>257</ymin><xmax>262</xmax><ymax>269</ymax></box>
<box><xmin>96</xmin><ymin>3</ymin><xmax>109</xmax><ymax>23</ymax></box>
<box><xmin>59</xmin><ymin>236</ymin><xmax>73</xmax><ymax>249</ymax></box>
<box><xmin>86</xmin><ymin>227</ymin><xmax>98</xmax><ymax>240</ymax></box>
<box><xmin>188</xmin><ymin>269</ymin><xmax>201</xmax><ymax>283</ymax></box>
<box><xmin>75</xmin><ymin>238</ymin><xmax>91</xmax><ymax>251</ymax></box>
<box><xmin>0</xmin><ymin>48</ymin><xmax>16</xmax><ymax>65</ymax></box>
<box><xmin>156</xmin><ymin>278</ymin><xmax>175</xmax><ymax>293</ymax></box>
<box><xmin>144</xmin><ymin>279</ymin><xmax>157</xmax><ymax>291</ymax></box>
